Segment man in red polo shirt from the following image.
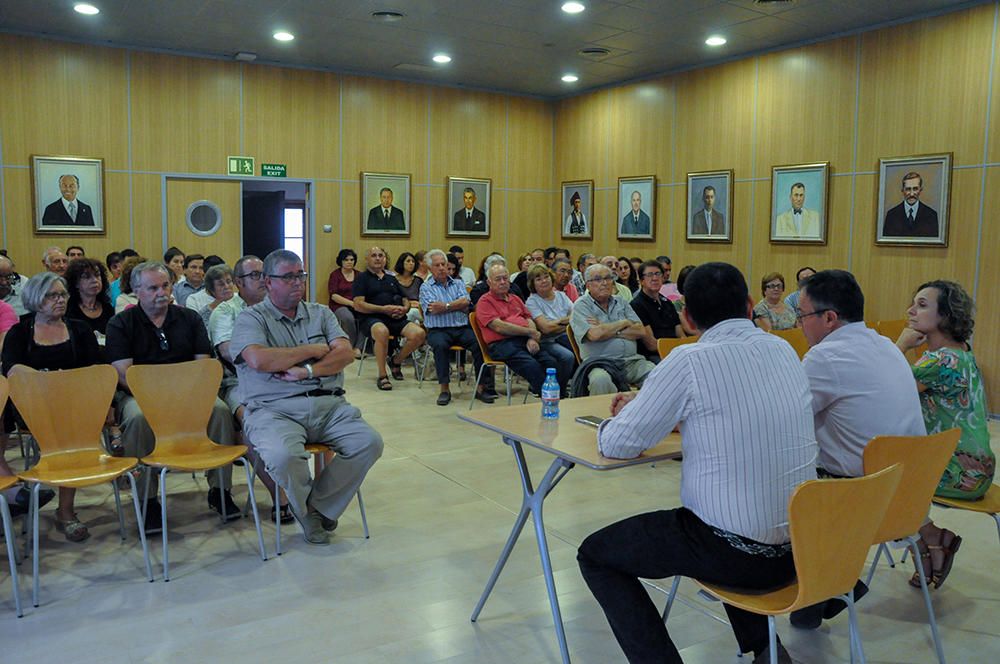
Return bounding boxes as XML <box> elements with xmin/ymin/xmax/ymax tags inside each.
<box><xmin>476</xmin><ymin>263</ymin><xmax>573</xmax><ymax>396</ymax></box>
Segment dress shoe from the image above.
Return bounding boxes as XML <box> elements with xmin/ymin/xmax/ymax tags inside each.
<box><xmin>752</xmin><ymin>642</ymin><xmax>792</xmax><ymax>664</ymax></box>
<box><xmin>300</xmin><ymin>509</ymin><xmax>330</xmax><ymax>545</ymax></box>
<box><xmin>8</xmin><ymin>486</ymin><xmax>55</xmax><ymax>518</ymax></box>
<box><xmin>207</xmin><ymin>489</ymin><xmax>242</xmax><ymax>522</ymax></box>
<box><xmin>436</xmin><ymin>391</ymin><xmax>452</xmax><ymax>406</ymax></box>
<box><xmin>475</xmin><ymin>390</ymin><xmax>497</xmax><ymax>404</ymax></box>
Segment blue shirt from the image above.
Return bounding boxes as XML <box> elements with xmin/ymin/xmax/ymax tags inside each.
<box><xmin>173</xmin><ymin>280</ymin><xmax>203</xmax><ymax>307</ymax></box>
<box><xmin>419</xmin><ymin>276</ymin><xmax>470</xmax><ymax>329</ymax></box>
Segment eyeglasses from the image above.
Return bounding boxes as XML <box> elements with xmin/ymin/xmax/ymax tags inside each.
<box><xmin>765</xmin><ymin>282</ymin><xmax>784</xmax><ymax>290</ymax></box>
<box><xmin>236</xmin><ymin>270</ymin><xmax>264</xmax><ymax>281</ymax></box>
<box><xmin>555</xmin><ymin>268</ymin><xmax>573</xmax><ymax>275</ymax></box>
<box><xmin>268</xmin><ymin>272</ymin><xmax>309</xmax><ymax>284</ymax></box>
<box><xmin>0</xmin><ymin>273</ymin><xmax>20</xmax><ymax>284</ymax></box>
<box><xmin>156</xmin><ymin>329</ymin><xmax>169</xmax><ymax>351</ymax></box>
<box><xmin>642</xmin><ymin>271</ymin><xmax>663</xmax><ymax>279</ymax></box>
<box><xmin>43</xmin><ymin>291</ymin><xmax>69</xmax><ymax>302</ymax></box>
<box><xmin>797</xmin><ymin>308</ymin><xmax>832</xmax><ymax>321</ymax></box>
<box><xmin>587</xmin><ymin>275</ymin><xmax>615</xmax><ymax>284</ymax></box>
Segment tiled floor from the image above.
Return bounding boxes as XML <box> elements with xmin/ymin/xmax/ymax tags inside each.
<box><xmin>0</xmin><ymin>359</ymin><xmax>997</xmax><ymax>663</ymax></box>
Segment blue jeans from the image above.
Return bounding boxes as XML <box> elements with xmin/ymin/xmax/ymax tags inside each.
<box><xmin>487</xmin><ymin>337</ymin><xmax>573</xmax><ymax>394</ymax></box>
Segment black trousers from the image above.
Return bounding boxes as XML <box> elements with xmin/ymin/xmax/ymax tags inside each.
<box><xmin>577</xmin><ymin>507</ymin><xmax>794</xmax><ymax>663</ymax></box>
<box><xmin>426</xmin><ymin>326</ymin><xmax>483</xmax><ymax>385</ymax></box>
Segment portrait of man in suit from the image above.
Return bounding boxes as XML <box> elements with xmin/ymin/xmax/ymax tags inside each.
<box><xmin>452</xmin><ymin>187</ymin><xmax>486</xmax><ymax>232</ymax></box>
<box><xmin>774</xmin><ymin>182</ymin><xmax>821</xmax><ymax>239</ymax></box>
<box><xmin>366</xmin><ymin>187</ymin><xmax>406</xmax><ymax>232</ymax></box>
<box><xmin>691</xmin><ymin>185</ymin><xmax>726</xmax><ymax>236</ymax></box>
<box><xmin>41</xmin><ymin>174</ymin><xmax>95</xmax><ymax>227</ymax></box>
<box><xmin>620</xmin><ymin>191</ymin><xmax>651</xmax><ymax>236</ymax></box>
<box><xmin>883</xmin><ymin>171</ymin><xmax>939</xmax><ymax>238</ymax></box>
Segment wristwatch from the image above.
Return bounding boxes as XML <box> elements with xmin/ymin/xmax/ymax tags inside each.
<box><xmin>445</xmin><ymin>302</ymin><xmax>450</xmax><ymax>311</ymax></box>
<box><xmin>304</xmin><ymin>362</ymin><xmax>314</xmax><ymax>379</ymax></box>
<box><xmin>615</xmin><ymin>329</ymin><xmax>623</xmax><ymax>337</ymax></box>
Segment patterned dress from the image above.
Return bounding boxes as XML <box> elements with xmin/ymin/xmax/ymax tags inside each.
<box><xmin>752</xmin><ymin>300</ymin><xmax>797</xmax><ymax>330</ymax></box>
<box><xmin>912</xmin><ymin>348</ymin><xmax>994</xmax><ymax>499</ymax></box>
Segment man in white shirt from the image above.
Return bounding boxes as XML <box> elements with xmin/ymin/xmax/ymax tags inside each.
<box><xmin>577</xmin><ymin>262</ymin><xmax>816</xmax><ymax>664</ymax></box>
<box><xmin>789</xmin><ymin>269</ymin><xmax>924</xmax><ymax>629</ymax></box>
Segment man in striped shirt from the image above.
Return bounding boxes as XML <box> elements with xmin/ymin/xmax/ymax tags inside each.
<box><xmin>577</xmin><ymin>262</ymin><xmax>817</xmax><ymax>664</ymax></box>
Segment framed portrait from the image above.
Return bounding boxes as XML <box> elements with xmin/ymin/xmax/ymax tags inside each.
<box><xmin>770</xmin><ymin>162</ymin><xmax>829</xmax><ymax>244</ymax></box>
<box><xmin>361</xmin><ymin>172</ymin><xmax>410</xmax><ymax>237</ymax></box>
<box><xmin>561</xmin><ymin>180</ymin><xmax>593</xmax><ymax>239</ymax></box>
<box><xmin>686</xmin><ymin>170</ymin><xmax>733</xmax><ymax>243</ymax></box>
<box><xmin>447</xmin><ymin>176</ymin><xmax>491</xmax><ymax>238</ymax></box>
<box><xmin>31</xmin><ymin>155</ymin><xmax>105</xmax><ymax>234</ymax></box>
<box><xmin>875</xmin><ymin>153</ymin><xmax>951</xmax><ymax>247</ymax></box>
<box><xmin>617</xmin><ymin>175</ymin><xmax>655</xmax><ymax>241</ymax></box>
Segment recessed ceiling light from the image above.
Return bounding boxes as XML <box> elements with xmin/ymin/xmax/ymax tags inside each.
<box><xmin>273</xmin><ymin>31</ymin><xmax>295</xmax><ymax>42</ymax></box>
<box><xmin>705</xmin><ymin>35</ymin><xmax>727</xmax><ymax>47</ymax></box>
<box><xmin>74</xmin><ymin>3</ymin><xmax>100</xmax><ymax>15</ymax></box>
<box><xmin>562</xmin><ymin>74</ymin><xmax>579</xmax><ymax>83</ymax></box>
<box><xmin>432</xmin><ymin>54</ymin><xmax>452</xmax><ymax>64</ymax></box>
<box><xmin>562</xmin><ymin>2</ymin><xmax>586</xmax><ymax>14</ymax></box>
<box><xmin>372</xmin><ymin>11</ymin><xmax>405</xmax><ymax>22</ymax></box>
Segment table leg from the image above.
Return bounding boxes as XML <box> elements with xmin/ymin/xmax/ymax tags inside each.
<box><xmin>470</xmin><ymin>437</ymin><xmax>575</xmax><ymax>664</ymax></box>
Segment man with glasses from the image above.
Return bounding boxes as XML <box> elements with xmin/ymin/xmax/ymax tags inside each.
<box><xmin>551</xmin><ymin>258</ymin><xmax>579</xmax><ymax>302</ymax></box>
<box><xmin>600</xmin><ymin>255</ymin><xmax>633</xmax><ymax>300</ymax></box>
<box><xmin>571</xmin><ymin>263</ymin><xmax>654</xmax><ymax>395</ymax></box>
<box><xmin>629</xmin><ymin>260</ymin><xmax>683</xmax><ymax>363</ymax></box>
<box><xmin>571</xmin><ymin>253</ymin><xmax>597</xmax><ymax>294</ymax></box>
<box><xmin>230</xmin><ymin>249</ymin><xmax>383</xmax><ymax>545</ymax></box>
<box><xmin>789</xmin><ymin>269</ymin><xmax>924</xmax><ymax>629</ymax></box>
<box><xmin>106</xmin><ymin>261</ymin><xmax>238</xmax><ymax>534</ymax></box>
<box><xmin>352</xmin><ymin>246</ymin><xmax>426</xmax><ymax>390</ymax></box>
<box><xmin>0</xmin><ymin>255</ymin><xmax>26</xmax><ymax>316</ymax></box>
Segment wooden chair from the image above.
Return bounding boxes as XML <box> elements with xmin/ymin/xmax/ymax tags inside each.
<box><xmin>932</xmin><ymin>485</ymin><xmax>1000</xmax><ymax>546</ymax></box>
<box><xmin>10</xmin><ymin>365</ymin><xmax>153</xmax><ymax>606</ymax></box>
<box><xmin>468</xmin><ymin>312</ymin><xmax>529</xmax><ymax>410</ymax></box>
<box><xmin>656</xmin><ymin>335</ymin><xmax>699</xmax><ymax>359</ymax></box>
<box><xmin>768</xmin><ymin>327</ymin><xmax>809</xmax><ymax>360</ymax></box>
<box><xmin>662</xmin><ymin>465</ymin><xmax>903</xmax><ymax>664</ymax></box>
<box><xmin>875</xmin><ymin>319</ymin><xmax>927</xmax><ymax>360</ymax></box>
<box><xmin>862</xmin><ymin>430</ymin><xmax>960</xmax><ymax>664</ymax></box>
<box><xmin>418</xmin><ymin>345</ymin><xmax>467</xmax><ymax>390</ymax></box>
<box><xmin>565</xmin><ymin>324</ymin><xmax>583</xmax><ymax>364</ymax></box>
<box><xmin>126</xmin><ymin>359</ymin><xmax>266</xmax><ymax>581</ymax></box>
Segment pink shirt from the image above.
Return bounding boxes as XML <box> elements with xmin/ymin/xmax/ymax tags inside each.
<box><xmin>561</xmin><ymin>282</ymin><xmax>580</xmax><ymax>302</ymax></box>
<box><xmin>476</xmin><ymin>291</ymin><xmax>532</xmax><ymax>345</ymax></box>
<box><xmin>0</xmin><ymin>300</ymin><xmax>17</xmax><ymax>334</ymax></box>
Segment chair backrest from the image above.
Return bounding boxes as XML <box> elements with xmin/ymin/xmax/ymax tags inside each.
<box><xmin>875</xmin><ymin>318</ymin><xmax>927</xmax><ymax>358</ymax></box>
<box><xmin>788</xmin><ymin>464</ymin><xmax>902</xmax><ymax>610</ymax></box>
<box><xmin>565</xmin><ymin>324</ymin><xmax>583</xmax><ymax>364</ymax></box>
<box><xmin>9</xmin><ymin>364</ymin><xmax>117</xmax><ymax>455</ymax></box>
<box><xmin>468</xmin><ymin>312</ymin><xmax>499</xmax><ymax>365</ymax></box>
<box><xmin>657</xmin><ymin>335</ymin><xmax>699</xmax><ymax>359</ymax></box>
<box><xmin>126</xmin><ymin>359</ymin><xmax>222</xmax><ymax>446</ymax></box>
<box><xmin>863</xmin><ymin>429</ymin><xmax>960</xmax><ymax>543</ymax></box>
<box><xmin>769</xmin><ymin>327</ymin><xmax>809</xmax><ymax>360</ymax></box>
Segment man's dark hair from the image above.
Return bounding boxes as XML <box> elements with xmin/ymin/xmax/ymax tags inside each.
<box><xmin>556</xmin><ymin>247</ymin><xmax>571</xmax><ymax>260</ymax></box>
<box><xmin>183</xmin><ymin>253</ymin><xmax>205</xmax><ymax>268</ymax></box>
<box><xmin>656</xmin><ymin>255</ymin><xmax>671</xmax><ymax>266</ymax></box>
<box><xmin>120</xmin><ymin>248</ymin><xmax>139</xmax><ymax>259</ymax></box>
<box><xmin>448</xmin><ymin>245</ymin><xmax>464</xmax><ymax>254</ymax></box>
<box><xmin>105</xmin><ymin>251</ymin><xmax>122</xmax><ymax>268</ymax></box>
<box><xmin>67</xmin><ymin>245</ymin><xmax>85</xmax><ymax>256</ymax></box>
<box><xmin>800</xmin><ymin>270</ymin><xmax>864</xmax><ymax>323</ymax></box>
<box><xmin>683</xmin><ymin>262</ymin><xmax>749</xmax><ymax>330</ymax></box>
<box><xmin>795</xmin><ymin>266</ymin><xmax>817</xmax><ymax>284</ymax></box>
<box><xmin>638</xmin><ymin>260</ymin><xmax>663</xmax><ymax>280</ymax></box>
<box><xmin>203</xmin><ymin>255</ymin><xmax>226</xmax><ymax>271</ymax></box>
<box><xmin>164</xmin><ymin>246</ymin><xmax>184</xmax><ymax>263</ymax></box>
<box><xmin>544</xmin><ymin>246</ymin><xmax>559</xmax><ymax>260</ymax></box>
<box><xmin>676</xmin><ymin>265</ymin><xmax>697</xmax><ymax>295</ymax></box>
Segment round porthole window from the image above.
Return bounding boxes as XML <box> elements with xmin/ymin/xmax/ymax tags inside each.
<box><xmin>186</xmin><ymin>200</ymin><xmax>222</xmax><ymax>236</ymax></box>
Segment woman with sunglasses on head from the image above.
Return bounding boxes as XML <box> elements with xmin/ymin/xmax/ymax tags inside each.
<box><xmin>896</xmin><ymin>279</ymin><xmax>992</xmax><ymax>590</ymax></box>
<box><xmin>1</xmin><ymin>272</ymin><xmax>103</xmax><ymax>542</ymax></box>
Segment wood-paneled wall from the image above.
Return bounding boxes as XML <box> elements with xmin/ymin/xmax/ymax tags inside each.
<box><xmin>555</xmin><ymin>3</ymin><xmax>1000</xmax><ymax>411</ymax></box>
<box><xmin>0</xmin><ymin>3</ymin><xmax>997</xmax><ymax>409</ymax></box>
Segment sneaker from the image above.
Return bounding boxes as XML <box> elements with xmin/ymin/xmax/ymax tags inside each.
<box><xmin>207</xmin><ymin>489</ymin><xmax>242</xmax><ymax>522</ymax></box>
<box><xmin>143</xmin><ymin>498</ymin><xmax>163</xmax><ymax>535</ymax></box>
<box><xmin>300</xmin><ymin>509</ymin><xmax>330</xmax><ymax>545</ymax></box>
<box><xmin>437</xmin><ymin>391</ymin><xmax>452</xmax><ymax>406</ymax></box>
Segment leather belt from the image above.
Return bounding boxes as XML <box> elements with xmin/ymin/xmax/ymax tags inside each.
<box><xmin>297</xmin><ymin>388</ymin><xmax>344</xmax><ymax>398</ymax></box>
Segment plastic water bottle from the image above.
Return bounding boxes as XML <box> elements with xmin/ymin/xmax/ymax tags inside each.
<box><xmin>541</xmin><ymin>368</ymin><xmax>560</xmax><ymax>420</ymax></box>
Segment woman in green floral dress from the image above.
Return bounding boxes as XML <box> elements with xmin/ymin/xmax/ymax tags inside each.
<box><xmin>897</xmin><ymin>280</ymin><xmax>993</xmax><ymax>589</ymax></box>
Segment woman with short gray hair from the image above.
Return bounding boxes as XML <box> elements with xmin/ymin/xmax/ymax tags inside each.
<box><xmin>198</xmin><ymin>264</ymin><xmax>236</xmax><ymax>327</ymax></box>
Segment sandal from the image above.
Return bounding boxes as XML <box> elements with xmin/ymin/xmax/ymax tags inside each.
<box><xmin>271</xmin><ymin>504</ymin><xmax>295</xmax><ymax>524</ymax></box>
<box><xmin>55</xmin><ymin>514</ymin><xmax>91</xmax><ymax>543</ymax></box>
<box><xmin>389</xmin><ymin>360</ymin><xmax>405</xmax><ymax>381</ymax></box>
<box><xmin>376</xmin><ymin>375</ymin><xmax>393</xmax><ymax>391</ymax></box>
<box><xmin>909</xmin><ymin>536</ymin><xmax>933</xmax><ymax>588</ymax></box>
<box><xmin>929</xmin><ymin>529</ymin><xmax>962</xmax><ymax>589</ymax></box>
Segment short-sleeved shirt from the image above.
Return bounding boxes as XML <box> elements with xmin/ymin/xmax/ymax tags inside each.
<box><xmin>476</xmin><ymin>291</ymin><xmax>532</xmax><ymax>345</ymax></box>
<box><xmin>396</xmin><ymin>275</ymin><xmax>423</xmax><ymax>302</ymax></box>
<box><xmin>753</xmin><ymin>300</ymin><xmax>797</xmax><ymax>330</ymax></box>
<box><xmin>525</xmin><ymin>291</ymin><xmax>573</xmax><ymax>338</ymax></box>
<box><xmin>571</xmin><ymin>293</ymin><xmax>641</xmax><ymax>360</ymax></box>
<box><xmin>630</xmin><ymin>291</ymin><xmax>680</xmax><ymax>340</ymax></box>
<box><xmin>207</xmin><ymin>295</ymin><xmax>246</xmax><ymax>348</ymax></box>
<box><xmin>560</xmin><ymin>282</ymin><xmax>580</xmax><ymax>302</ymax></box>
<box><xmin>352</xmin><ymin>269</ymin><xmax>404</xmax><ymax>324</ymax></box>
<box><xmin>327</xmin><ymin>268</ymin><xmax>355</xmax><ymax>312</ymax></box>
<box><xmin>420</xmin><ymin>276</ymin><xmax>470</xmax><ymax>329</ymax></box>
<box><xmin>105</xmin><ymin>304</ymin><xmax>212</xmax><ymax>365</ymax></box>
<box><xmin>173</xmin><ymin>280</ymin><xmax>203</xmax><ymax>307</ymax></box>
<box><xmin>912</xmin><ymin>348</ymin><xmax>994</xmax><ymax>499</ymax></box>
<box><xmin>229</xmin><ymin>297</ymin><xmax>348</xmax><ymax>409</ymax></box>
<box><xmin>185</xmin><ymin>289</ymin><xmax>214</xmax><ymax>313</ymax></box>
<box><xmin>0</xmin><ymin>300</ymin><xmax>18</xmax><ymax>335</ymax></box>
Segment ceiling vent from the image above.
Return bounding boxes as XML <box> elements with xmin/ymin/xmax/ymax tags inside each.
<box><xmin>577</xmin><ymin>47</ymin><xmax>611</xmax><ymax>60</ymax></box>
<box><xmin>754</xmin><ymin>0</ymin><xmax>796</xmax><ymax>5</ymax></box>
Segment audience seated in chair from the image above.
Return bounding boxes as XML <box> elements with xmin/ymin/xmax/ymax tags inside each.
<box><xmin>105</xmin><ymin>260</ymin><xmax>237</xmax><ymax>534</ymax></box>
<box><xmin>419</xmin><ymin>249</ymin><xmax>492</xmax><ymax>406</ymax></box>
<box><xmin>230</xmin><ymin>249</ymin><xmax>383</xmax><ymax>546</ymax></box>
<box><xmin>327</xmin><ymin>248</ymin><xmax>361</xmax><ymax>353</ymax></box>
<box><xmin>570</xmin><ymin>263</ymin><xmax>654</xmax><ymax>395</ymax></box>
<box><xmin>523</xmin><ymin>263</ymin><xmax>577</xmax><ymax>384</ymax></box>
<box><xmin>629</xmin><ymin>260</ymin><xmax>683</xmax><ymax>364</ymax></box>
<box><xmin>352</xmin><ymin>246</ymin><xmax>426</xmax><ymax>391</ymax></box>
<box><xmin>172</xmin><ymin>253</ymin><xmax>205</xmax><ymax>307</ymax></box>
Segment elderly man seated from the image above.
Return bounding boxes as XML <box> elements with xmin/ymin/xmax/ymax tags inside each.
<box><xmin>571</xmin><ymin>263</ymin><xmax>654</xmax><ymax>395</ymax></box>
<box><xmin>599</xmin><ymin>256</ymin><xmax>634</xmax><ymax>300</ymax></box>
<box><xmin>419</xmin><ymin>249</ymin><xmax>492</xmax><ymax>406</ymax></box>
<box><xmin>476</xmin><ymin>263</ymin><xmax>573</xmax><ymax>397</ymax></box>
<box><xmin>105</xmin><ymin>261</ymin><xmax>237</xmax><ymax>534</ymax></box>
<box><xmin>352</xmin><ymin>246</ymin><xmax>426</xmax><ymax>391</ymax></box>
<box><xmin>630</xmin><ymin>260</ymin><xmax>683</xmax><ymax>363</ymax></box>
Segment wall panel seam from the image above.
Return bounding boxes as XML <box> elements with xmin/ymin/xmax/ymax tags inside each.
<box><xmin>848</xmin><ymin>35</ymin><xmax>862</xmax><ymax>271</ymax></box>
<box><xmin>973</xmin><ymin>1</ymin><xmax>999</xmax><ymax>302</ymax></box>
<box><xmin>0</xmin><ymin>92</ymin><xmax>6</xmax><ymax>248</ymax></box>
<box><xmin>747</xmin><ymin>56</ymin><xmax>760</xmax><ymax>273</ymax></box>
<box><xmin>126</xmin><ymin>49</ymin><xmax>135</xmax><ymax>248</ymax></box>
<box><xmin>339</xmin><ymin>78</ymin><xmax>344</xmax><ymax>251</ymax></box>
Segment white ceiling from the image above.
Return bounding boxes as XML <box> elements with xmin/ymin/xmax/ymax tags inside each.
<box><xmin>0</xmin><ymin>0</ymin><xmax>983</xmax><ymax>98</ymax></box>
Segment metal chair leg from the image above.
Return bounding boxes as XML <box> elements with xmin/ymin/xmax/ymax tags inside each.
<box><xmin>356</xmin><ymin>337</ymin><xmax>370</xmax><ymax>376</ymax></box>
<box><xmin>124</xmin><ymin>472</ymin><xmax>154</xmax><ymax>583</ymax></box>
<box><xmin>906</xmin><ymin>537</ymin><xmax>947</xmax><ymax>663</ymax></box>
<box><xmin>469</xmin><ymin>364</ymin><xmax>490</xmax><ymax>411</ymax></box>
<box><xmin>274</xmin><ymin>481</ymin><xmax>282</xmax><ymax>556</ymax></box>
<box><xmin>767</xmin><ymin>615</ymin><xmax>777</xmax><ymax>664</ymax></box>
<box><xmin>30</xmin><ymin>483</ymin><xmax>39</xmax><ymax>607</ymax></box>
<box><xmin>0</xmin><ymin>495</ymin><xmax>22</xmax><ymax>617</ymax></box>
<box><xmin>241</xmin><ymin>457</ymin><xmax>267</xmax><ymax>562</ymax></box>
<box><xmin>845</xmin><ymin>590</ymin><xmax>867</xmax><ymax>664</ymax></box>
<box><xmin>112</xmin><ymin>480</ymin><xmax>126</xmax><ymax>541</ymax></box>
<box><xmin>661</xmin><ymin>576</ymin><xmax>681</xmax><ymax>623</ymax></box>
<box><xmin>993</xmin><ymin>514</ymin><xmax>1000</xmax><ymax>545</ymax></box>
<box><xmin>160</xmin><ymin>468</ymin><xmax>170</xmax><ymax>582</ymax></box>
<box><xmin>356</xmin><ymin>490</ymin><xmax>369</xmax><ymax>539</ymax></box>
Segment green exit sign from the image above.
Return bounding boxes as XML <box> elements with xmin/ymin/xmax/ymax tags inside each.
<box><xmin>261</xmin><ymin>163</ymin><xmax>287</xmax><ymax>178</ymax></box>
<box><xmin>227</xmin><ymin>156</ymin><xmax>254</xmax><ymax>176</ymax></box>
